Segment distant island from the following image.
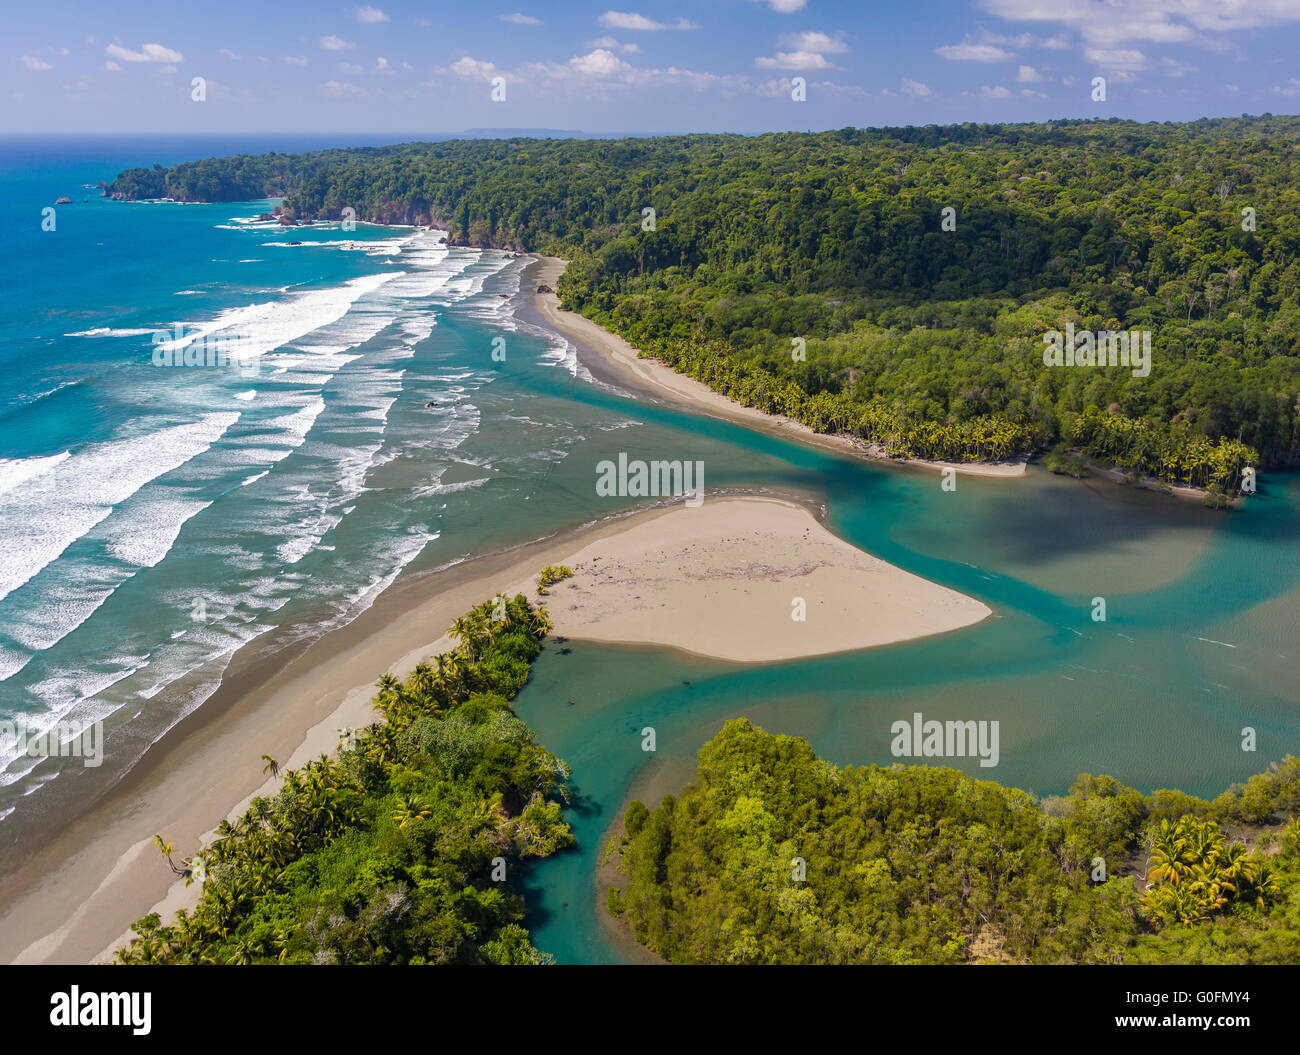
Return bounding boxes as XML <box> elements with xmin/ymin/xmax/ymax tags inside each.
<box><xmin>105</xmin><ymin>117</ymin><xmax>1300</xmax><ymax>501</ymax></box>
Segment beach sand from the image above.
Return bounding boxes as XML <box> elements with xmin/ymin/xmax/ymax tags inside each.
<box><xmin>541</xmin><ymin>495</ymin><xmax>989</xmax><ymax>662</ymax></box>
<box><xmin>526</xmin><ymin>256</ymin><xmax>1027</xmax><ymax>480</ymax></box>
<box><xmin>0</xmin><ymin>256</ymin><xmax>995</xmax><ymax>966</ymax></box>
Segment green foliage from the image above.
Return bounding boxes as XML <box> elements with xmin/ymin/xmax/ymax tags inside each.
<box><xmin>117</xmin><ymin>594</ymin><xmax>570</xmax><ymax>965</ymax></box>
<box><xmin>1043</xmin><ymin>444</ymin><xmax>1089</xmax><ymax>478</ymax></box>
<box><xmin>1141</xmin><ymin>815</ymin><xmax>1278</xmax><ymax>926</ymax></box>
<box><xmin>623</xmin><ymin>800</ymin><xmax>650</xmax><ymax>837</ymax></box>
<box><xmin>536</xmin><ymin>565</ymin><xmax>573</xmax><ymax>596</ymax></box>
<box><xmin>608</xmin><ymin>719</ymin><xmax>1300</xmax><ymax>964</ymax></box>
<box><xmin>108</xmin><ymin>116</ymin><xmax>1300</xmax><ymax>490</ymax></box>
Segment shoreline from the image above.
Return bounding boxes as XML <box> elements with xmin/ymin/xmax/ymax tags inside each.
<box><xmin>0</xmin><ymin>245</ymin><xmax>1004</xmax><ymax>966</ymax></box>
<box><xmin>0</xmin><ymin>244</ymin><xmax>1214</xmax><ymax>966</ymax></box>
<box><xmin>0</xmin><ymin>478</ymin><xmax>989</xmax><ymax>963</ymax></box>
<box><xmin>0</xmin><ymin>499</ymin><xmax>736</xmax><ymax>964</ymax></box>
<box><xmin>521</xmin><ymin>255</ymin><xmax>1028</xmax><ymax>480</ymax></box>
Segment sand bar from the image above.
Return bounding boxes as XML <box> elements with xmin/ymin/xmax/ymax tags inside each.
<box><xmin>0</xmin><ymin>254</ymin><xmax>998</xmax><ymax>965</ymax></box>
<box><xmin>540</xmin><ymin>496</ymin><xmax>990</xmax><ymax>662</ymax></box>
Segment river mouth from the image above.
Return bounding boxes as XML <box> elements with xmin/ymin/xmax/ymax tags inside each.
<box><xmin>514</xmin><ymin>464</ymin><xmax>1300</xmax><ymax>964</ymax></box>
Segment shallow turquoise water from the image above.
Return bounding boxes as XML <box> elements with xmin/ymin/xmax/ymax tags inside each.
<box><xmin>512</xmin><ymin>431</ymin><xmax>1300</xmax><ymax>963</ymax></box>
<box><xmin>2</xmin><ymin>138</ymin><xmax>1296</xmax><ymax>968</ymax></box>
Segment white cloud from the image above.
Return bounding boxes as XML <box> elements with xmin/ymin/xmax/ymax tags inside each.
<box><xmin>339</xmin><ymin>62</ymin><xmax>364</xmax><ymax>74</ymax></box>
<box><xmin>979</xmin><ymin>0</ymin><xmax>1300</xmax><ymax>49</ymax></box>
<box><xmin>1085</xmin><ymin>47</ymin><xmax>1147</xmax><ymax>70</ymax></box>
<box><xmin>935</xmin><ymin>42</ymin><xmax>1013</xmax><ymax>61</ymax></box>
<box><xmin>1270</xmin><ymin>77</ymin><xmax>1300</xmax><ymax>96</ymax></box>
<box><xmin>900</xmin><ymin>78</ymin><xmax>931</xmax><ymax>96</ymax></box>
<box><xmin>354</xmin><ymin>5</ymin><xmax>389</xmax><ymax>22</ymax></box>
<box><xmin>376</xmin><ymin>56</ymin><xmax>391</xmax><ymax>71</ymax></box>
<box><xmin>747</xmin><ymin>0</ymin><xmax>807</xmax><ymax>10</ymax></box>
<box><xmin>323</xmin><ymin>80</ymin><xmax>362</xmax><ymax>96</ymax></box>
<box><xmin>980</xmin><ymin>84</ymin><xmax>1013</xmax><ymax>98</ymax></box>
<box><xmin>598</xmin><ymin>11</ymin><xmax>698</xmax><ymax>31</ymax></box>
<box><xmin>778</xmin><ymin>32</ymin><xmax>849</xmax><ymax>54</ymax></box>
<box><xmin>105</xmin><ymin>42</ymin><xmax>183</xmax><ymax>63</ymax></box>
<box><xmin>220</xmin><ymin>48</ymin><xmax>241</xmax><ymax>60</ymax></box>
<box><xmin>283</xmin><ymin>55</ymin><xmax>309</xmax><ymax>66</ymax></box>
<box><xmin>586</xmin><ymin>36</ymin><xmax>639</xmax><ymax>52</ymax></box>
<box><xmin>320</xmin><ymin>35</ymin><xmax>356</xmax><ymax>51</ymax></box>
<box><xmin>21</xmin><ymin>55</ymin><xmax>54</xmax><ymax>70</ymax></box>
<box><xmin>1016</xmin><ymin>64</ymin><xmax>1043</xmax><ymax>81</ymax></box>
<box><xmin>450</xmin><ymin>49</ymin><xmax>746</xmax><ymax>96</ymax></box>
<box><xmin>451</xmin><ymin>56</ymin><xmax>499</xmax><ymax>78</ymax></box>
<box><xmin>756</xmin><ymin>50</ymin><xmax>837</xmax><ymax>70</ymax></box>
<box><xmin>569</xmin><ymin>48</ymin><xmax>631</xmax><ymax>78</ymax></box>
<box><xmin>1160</xmin><ymin>56</ymin><xmax>1198</xmax><ymax>77</ymax></box>
<box><xmin>499</xmin><ymin>12</ymin><xmax>541</xmax><ymax>24</ymax></box>
<box><xmin>105</xmin><ymin>60</ymin><xmax>122</xmax><ymax>71</ymax></box>
<box><xmin>56</xmin><ymin>47</ymin><xmax>70</xmax><ymax>56</ymax></box>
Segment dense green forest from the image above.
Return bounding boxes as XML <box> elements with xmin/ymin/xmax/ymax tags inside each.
<box><xmin>109</xmin><ymin>117</ymin><xmax>1300</xmax><ymax>493</ymax></box>
<box><xmin>116</xmin><ymin>595</ymin><xmax>571</xmax><ymax>965</ymax></box>
<box><xmin>606</xmin><ymin>719</ymin><xmax>1300</xmax><ymax>964</ymax></box>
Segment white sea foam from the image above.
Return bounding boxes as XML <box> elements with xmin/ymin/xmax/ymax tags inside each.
<box><xmin>64</xmin><ymin>327</ymin><xmax>157</xmax><ymax>338</ymax></box>
<box><xmin>107</xmin><ymin>497</ymin><xmax>213</xmax><ymax>568</ymax></box>
<box><xmin>0</xmin><ymin>229</ymin><xmax>529</xmax><ymax>811</ymax></box>
<box><xmin>0</xmin><ymin>413</ymin><xmax>240</xmax><ymax>607</ymax></box>
<box><xmin>156</xmin><ymin>271</ymin><xmax>402</xmax><ymax>362</ymax></box>
<box><xmin>0</xmin><ymin>452</ymin><xmax>70</xmax><ymax>497</ymax></box>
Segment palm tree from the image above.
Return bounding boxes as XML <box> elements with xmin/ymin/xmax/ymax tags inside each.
<box><xmin>411</xmin><ymin>662</ymin><xmax>437</xmax><ymax>699</ymax></box>
<box><xmin>1215</xmin><ymin>842</ymin><xmax>1251</xmax><ymax>896</ymax></box>
<box><xmin>450</xmin><ymin>615</ymin><xmax>480</xmax><ymax>658</ymax></box>
<box><xmin>1146</xmin><ymin>881</ymin><xmax>1202</xmax><ymax>926</ymax></box>
<box><xmin>1147</xmin><ymin>819</ymin><xmax>1190</xmax><ymax>886</ymax></box>
<box><xmin>393</xmin><ymin>794</ymin><xmax>432</xmax><ymax>830</ymax></box>
<box><xmin>261</xmin><ymin>754</ymin><xmax>280</xmax><ymax>778</ymax></box>
<box><xmin>1246</xmin><ymin>860</ymin><xmax>1281</xmax><ymax>908</ymax></box>
<box><xmin>1185</xmin><ymin>819</ymin><xmax>1225</xmax><ymax>865</ymax></box>
<box><xmin>530</xmin><ymin>605</ymin><xmax>553</xmax><ymax>638</ymax></box>
<box><xmin>226</xmin><ymin>939</ymin><xmax>259</xmax><ymax>965</ymax></box>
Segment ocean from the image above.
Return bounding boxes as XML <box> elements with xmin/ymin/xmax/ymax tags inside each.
<box><xmin>1</xmin><ymin>135</ymin><xmax>1298</xmax><ymax>965</ymax></box>
<box><xmin>0</xmin><ymin>134</ymin><xmax>662</xmax><ymax>840</ymax></box>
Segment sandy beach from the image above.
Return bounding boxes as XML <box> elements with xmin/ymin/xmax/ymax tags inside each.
<box><xmin>0</xmin><ymin>491</ymin><xmax>989</xmax><ymax>965</ymax></box>
<box><xmin>541</xmin><ymin>495</ymin><xmax>989</xmax><ymax>662</ymax></box>
<box><xmin>0</xmin><ymin>255</ymin><xmax>996</xmax><ymax>967</ymax></box>
<box><xmin>526</xmin><ymin>256</ymin><xmax>1027</xmax><ymax>480</ymax></box>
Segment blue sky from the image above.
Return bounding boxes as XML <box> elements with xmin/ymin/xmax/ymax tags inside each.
<box><xmin>5</xmin><ymin>1</ymin><xmax>1300</xmax><ymax>134</ymax></box>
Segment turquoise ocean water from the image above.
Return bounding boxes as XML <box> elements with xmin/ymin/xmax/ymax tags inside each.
<box><xmin>0</xmin><ymin>135</ymin><xmax>1297</xmax><ymax>963</ymax></box>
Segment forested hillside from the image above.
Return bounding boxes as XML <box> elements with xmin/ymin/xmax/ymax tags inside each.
<box><xmin>108</xmin><ymin>118</ymin><xmax>1300</xmax><ymax>493</ymax></box>
<box><xmin>606</xmin><ymin>719</ymin><xmax>1300</xmax><ymax>965</ymax></box>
